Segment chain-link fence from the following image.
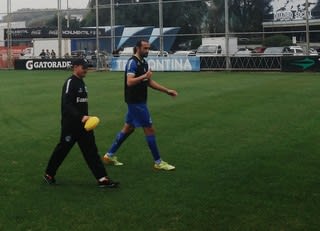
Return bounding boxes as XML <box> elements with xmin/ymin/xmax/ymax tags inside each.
<box><xmin>1</xmin><ymin>0</ymin><xmax>319</xmax><ymax>71</ymax></box>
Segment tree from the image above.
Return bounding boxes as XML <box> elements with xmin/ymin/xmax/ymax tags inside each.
<box><xmin>81</xmin><ymin>0</ymin><xmax>110</xmax><ymax>27</ymax></box>
<box><xmin>206</xmin><ymin>0</ymin><xmax>225</xmax><ymax>33</ymax></box>
<box><xmin>229</xmin><ymin>0</ymin><xmax>273</xmax><ymax>32</ymax></box>
<box><xmin>206</xmin><ymin>0</ymin><xmax>273</xmax><ymax>33</ymax></box>
<box><xmin>263</xmin><ymin>35</ymin><xmax>292</xmax><ymax>47</ymax></box>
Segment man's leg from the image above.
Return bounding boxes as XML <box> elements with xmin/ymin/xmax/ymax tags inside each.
<box><xmin>103</xmin><ymin>123</ymin><xmax>134</xmax><ymax>165</ymax></box>
<box><xmin>143</xmin><ymin>126</ymin><xmax>161</xmax><ymax>163</ymax></box>
<box><xmin>45</xmin><ymin>131</ymin><xmax>75</xmax><ymax>179</ymax></box>
<box><xmin>107</xmin><ymin>123</ymin><xmax>134</xmax><ymax>155</ymax></box>
<box><xmin>144</xmin><ymin>126</ymin><xmax>175</xmax><ymax>171</ymax></box>
<box><xmin>78</xmin><ymin>130</ymin><xmax>108</xmax><ymax>179</ymax></box>
<box><xmin>77</xmin><ymin>131</ymin><xmax>119</xmax><ymax>188</ymax></box>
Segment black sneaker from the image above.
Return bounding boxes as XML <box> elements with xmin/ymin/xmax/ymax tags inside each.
<box><xmin>98</xmin><ymin>178</ymin><xmax>119</xmax><ymax>188</ymax></box>
<box><xmin>43</xmin><ymin>174</ymin><xmax>56</xmax><ymax>185</ymax></box>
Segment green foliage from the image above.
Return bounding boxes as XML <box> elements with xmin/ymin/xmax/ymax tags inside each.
<box><xmin>263</xmin><ymin>34</ymin><xmax>293</xmax><ymax>47</ymax></box>
<box><xmin>1</xmin><ymin>71</ymin><xmax>320</xmax><ymax>230</ymax></box>
<box><xmin>82</xmin><ymin>0</ymin><xmax>110</xmax><ymax>27</ymax></box>
<box><xmin>207</xmin><ymin>0</ymin><xmax>273</xmax><ymax>33</ymax></box>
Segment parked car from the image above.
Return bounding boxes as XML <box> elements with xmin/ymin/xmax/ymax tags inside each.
<box><xmin>196</xmin><ymin>44</ymin><xmax>222</xmax><ymax>56</ymax></box>
<box><xmin>263</xmin><ymin>47</ymin><xmax>292</xmax><ymax>56</ymax></box>
<box><xmin>71</xmin><ymin>50</ymin><xmax>90</xmax><ymax>58</ymax></box>
<box><xmin>287</xmin><ymin>46</ymin><xmax>304</xmax><ymax>56</ymax></box>
<box><xmin>148</xmin><ymin>50</ymin><xmax>169</xmax><ymax>57</ymax></box>
<box><xmin>71</xmin><ymin>50</ymin><xmax>97</xmax><ymax>67</ymax></box>
<box><xmin>252</xmin><ymin>47</ymin><xmax>266</xmax><ymax>54</ymax></box>
<box><xmin>313</xmin><ymin>47</ymin><xmax>320</xmax><ymax>53</ymax></box>
<box><xmin>287</xmin><ymin>46</ymin><xmax>318</xmax><ymax>56</ymax></box>
<box><xmin>172</xmin><ymin>50</ymin><xmax>196</xmax><ymax>56</ymax></box>
<box><xmin>263</xmin><ymin>46</ymin><xmax>318</xmax><ymax>56</ymax></box>
<box><xmin>118</xmin><ymin>47</ymin><xmax>168</xmax><ymax>57</ymax></box>
<box><xmin>234</xmin><ymin>47</ymin><xmax>253</xmax><ymax>56</ymax></box>
<box><xmin>307</xmin><ymin>47</ymin><xmax>319</xmax><ymax>56</ymax></box>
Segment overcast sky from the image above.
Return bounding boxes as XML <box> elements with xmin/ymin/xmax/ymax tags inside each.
<box><xmin>1</xmin><ymin>0</ymin><xmax>89</xmax><ymax>13</ymax></box>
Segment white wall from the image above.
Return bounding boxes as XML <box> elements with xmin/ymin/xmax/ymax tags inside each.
<box><xmin>33</xmin><ymin>38</ymin><xmax>71</xmax><ymax>57</ymax></box>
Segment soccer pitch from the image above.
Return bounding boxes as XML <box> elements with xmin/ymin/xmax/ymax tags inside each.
<box><xmin>0</xmin><ymin>70</ymin><xmax>320</xmax><ymax>230</ymax></box>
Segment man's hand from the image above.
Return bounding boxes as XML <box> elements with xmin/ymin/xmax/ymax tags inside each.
<box><xmin>81</xmin><ymin>115</ymin><xmax>90</xmax><ymax>123</ymax></box>
<box><xmin>166</xmin><ymin>89</ymin><xmax>178</xmax><ymax>97</ymax></box>
<box><xmin>143</xmin><ymin>69</ymin><xmax>153</xmax><ymax>82</ymax></box>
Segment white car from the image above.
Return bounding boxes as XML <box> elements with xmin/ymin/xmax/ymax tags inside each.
<box><xmin>286</xmin><ymin>46</ymin><xmax>318</xmax><ymax>56</ymax></box>
<box><xmin>119</xmin><ymin>47</ymin><xmax>168</xmax><ymax>57</ymax></box>
<box><xmin>172</xmin><ymin>50</ymin><xmax>196</xmax><ymax>56</ymax></box>
<box><xmin>148</xmin><ymin>50</ymin><xmax>168</xmax><ymax>57</ymax></box>
<box><xmin>196</xmin><ymin>44</ymin><xmax>222</xmax><ymax>56</ymax></box>
<box><xmin>307</xmin><ymin>48</ymin><xmax>318</xmax><ymax>56</ymax></box>
<box><xmin>263</xmin><ymin>47</ymin><xmax>291</xmax><ymax>56</ymax></box>
<box><xmin>287</xmin><ymin>46</ymin><xmax>304</xmax><ymax>56</ymax></box>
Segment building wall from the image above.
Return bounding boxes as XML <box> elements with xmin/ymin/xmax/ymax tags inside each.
<box><xmin>0</xmin><ymin>21</ymin><xmax>26</xmax><ymax>46</ymax></box>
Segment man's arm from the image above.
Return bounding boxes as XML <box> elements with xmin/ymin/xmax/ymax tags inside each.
<box><xmin>126</xmin><ymin>69</ymin><xmax>152</xmax><ymax>87</ymax></box>
<box><xmin>148</xmin><ymin>79</ymin><xmax>178</xmax><ymax>97</ymax></box>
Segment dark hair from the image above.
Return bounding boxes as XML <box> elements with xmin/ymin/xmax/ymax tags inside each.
<box><xmin>134</xmin><ymin>39</ymin><xmax>149</xmax><ymax>53</ymax></box>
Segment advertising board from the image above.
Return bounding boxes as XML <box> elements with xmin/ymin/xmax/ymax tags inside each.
<box><xmin>267</xmin><ymin>0</ymin><xmax>320</xmax><ymax>22</ymax></box>
<box><xmin>282</xmin><ymin>56</ymin><xmax>320</xmax><ymax>71</ymax></box>
<box><xmin>110</xmin><ymin>56</ymin><xmax>200</xmax><ymax>72</ymax></box>
<box><xmin>5</xmin><ymin>28</ymin><xmax>106</xmax><ymax>39</ymax></box>
<box><xmin>15</xmin><ymin>59</ymin><xmax>72</xmax><ymax>70</ymax></box>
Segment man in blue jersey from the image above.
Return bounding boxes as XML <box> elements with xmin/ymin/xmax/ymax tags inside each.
<box><xmin>103</xmin><ymin>40</ymin><xmax>178</xmax><ymax>170</ymax></box>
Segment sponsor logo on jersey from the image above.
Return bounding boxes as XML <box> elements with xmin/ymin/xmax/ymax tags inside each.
<box><xmin>76</xmin><ymin>97</ymin><xmax>88</xmax><ymax>103</ymax></box>
<box><xmin>65</xmin><ymin>136</ymin><xmax>72</xmax><ymax>142</ymax></box>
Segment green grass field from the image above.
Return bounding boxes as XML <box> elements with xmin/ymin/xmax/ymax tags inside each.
<box><xmin>0</xmin><ymin>70</ymin><xmax>320</xmax><ymax>231</ymax></box>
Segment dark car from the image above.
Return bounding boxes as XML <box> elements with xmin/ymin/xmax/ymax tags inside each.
<box><xmin>71</xmin><ymin>50</ymin><xmax>96</xmax><ymax>67</ymax></box>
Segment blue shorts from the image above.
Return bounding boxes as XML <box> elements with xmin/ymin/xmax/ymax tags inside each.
<box><xmin>125</xmin><ymin>103</ymin><xmax>152</xmax><ymax>128</ymax></box>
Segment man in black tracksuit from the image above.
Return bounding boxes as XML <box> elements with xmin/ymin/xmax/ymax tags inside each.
<box><xmin>43</xmin><ymin>59</ymin><xmax>118</xmax><ymax>188</ymax></box>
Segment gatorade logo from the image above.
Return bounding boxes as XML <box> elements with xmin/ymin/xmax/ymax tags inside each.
<box><xmin>25</xmin><ymin>60</ymin><xmax>72</xmax><ymax>70</ymax></box>
<box><xmin>26</xmin><ymin>60</ymin><xmax>34</xmax><ymax>70</ymax></box>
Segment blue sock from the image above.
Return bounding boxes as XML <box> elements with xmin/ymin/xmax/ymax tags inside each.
<box><xmin>107</xmin><ymin>132</ymin><xmax>129</xmax><ymax>155</ymax></box>
<box><xmin>145</xmin><ymin>135</ymin><xmax>161</xmax><ymax>163</ymax></box>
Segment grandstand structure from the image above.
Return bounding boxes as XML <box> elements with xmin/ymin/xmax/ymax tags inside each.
<box><xmin>1</xmin><ymin>25</ymin><xmax>180</xmax><ymax>53</ymax></box>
